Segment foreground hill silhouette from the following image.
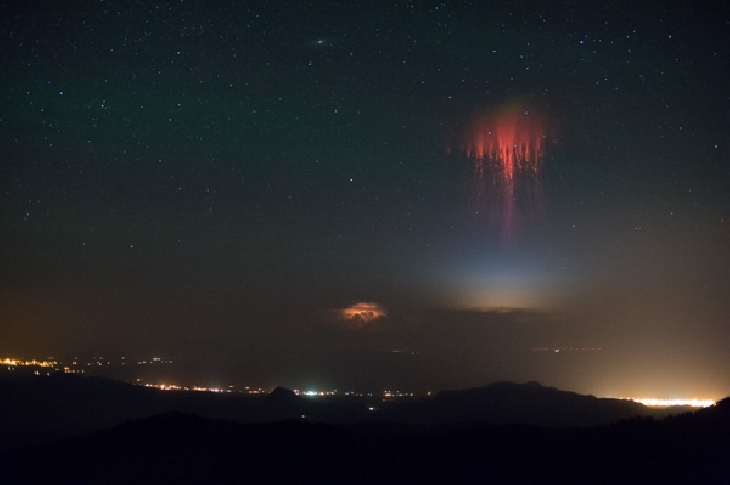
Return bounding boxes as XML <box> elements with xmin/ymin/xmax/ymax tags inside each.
<box><xmin>1</xmin><ymin>400</ymin><xmax>728</xmax><ymax>484</ymax></box>
<box><xmin>1</xmin><ymin>375</ymin><xmax>729</xmax><ymax>483</ymax></box>
<box><xmin>0</xmin><ymin>375</ymin><xmax>659</xmax><ymax>450</ymax></box>
<box><xmin>377</xmin><ymin>381</ymin><xmax>649</xmax><ymax>426</ymax></box>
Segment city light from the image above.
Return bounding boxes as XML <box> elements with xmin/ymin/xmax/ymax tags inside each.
<box><xmin>2</xmin><ymin>357</ymin><xmax>57</xmax><ymax>368</ymax></box>
<box><xmin>630</xmin><ymin>398</ymin><xmax>715</xmax><ymax>408</ymax></box>
<box><xmin>1</xmin><ymin>355</ymin><xmax>721</xmax><ymax>408</ymax></box>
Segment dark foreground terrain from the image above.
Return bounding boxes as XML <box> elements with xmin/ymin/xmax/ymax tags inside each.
<box><xmin>1</xmin><ymin>376</ymin><xmax>728</xmax><ymax>484</ymax></box>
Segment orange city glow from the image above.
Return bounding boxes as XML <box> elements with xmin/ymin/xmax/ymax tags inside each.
<box><xmin>630</xmin><ymin>398</ymin><xmax>716</xmax><ymax>408</ymax></box>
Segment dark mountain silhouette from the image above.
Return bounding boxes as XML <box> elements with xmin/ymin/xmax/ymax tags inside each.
<box><xmin>378</xmin><ymin>381</ymin><xmax>649</xmax><ymax>426</ymax></box>
<box><xmin>267</xmin><ymin>385</ymin><xmax>298</xmax><ymax>400</ymax></box>
<box><xmin>3</xmin><ymin>374</ymin><xmax>728</xmax><ymax>483</ymax></box>
<box><xmin>0</xmin><ymin>376</ymin><xmax>655</xmax><ymax>452</ymax></box>
<box><xmin>1</xmin><ymin>401</ymin><xmax>728</xmax><ymax>484</ymax></box>
<box><xmin>0</xmin><ymin>374</ymin><xmax>309</xmax><ymax>450</ymax></box>
<box><xmin>0</xmin><ymin>376</ymin><xmax>688</xmax><ymax>450</ymax></box>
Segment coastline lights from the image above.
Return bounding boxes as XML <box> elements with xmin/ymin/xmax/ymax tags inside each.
<box><xmin>2</xmin><ymin>357</ymin><xmax>57</xmax><ymax>368</ymax></box>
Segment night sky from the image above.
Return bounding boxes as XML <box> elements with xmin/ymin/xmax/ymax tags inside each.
<box><xmin>2</xmin><ymin>1</ymin><xmax>729</xmax><ymax>398</ymax></box>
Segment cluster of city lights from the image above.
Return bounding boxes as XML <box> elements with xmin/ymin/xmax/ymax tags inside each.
<box><xmin>629</xmin><ymin>398</ymin><xmax>715</xmax><ymax>408</ymax></box>
<box><xmin>1</xmin><ymin>357</ymin><xmax>721</xmax><ymax>408</ymax></box>
<box><xmin>293</xmin><ymin>389</ymin><xmax>416</xmax><ymax>399</ymax></box>
<box><xmin>137</xmin><ymin>357</ymin><xmax>172</xmax><ymax>365</ymax></box>
<box><xmin>1</xmin><ymin>355</ymin><xmax>169</xmax><ymax>372</ymax></box>
<box><xmin>384</xmin><ymin>390</ymin><xmax>415</xmax><ymax>398</ymax></box>
<box><xmin>142</xmin><ymin>383</ymin><xmax>268</xmax><ymax>394</ymax></box>
<box><xmin>532</xmin><ymin>347</ymin><xmax>602</xmax><ymax>352</ymax></box>
<box><xmin>2</xmin><ymin>357</ymin><xmax>57</xmax><ymax>368</ymax></box>
<box><xmin>296</xmin><ymin>390</ymin><xmax>339</xmax><ymax>397</ymax></box>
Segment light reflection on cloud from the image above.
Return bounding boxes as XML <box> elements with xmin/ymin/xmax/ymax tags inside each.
<box><xmin>433</xmin><ymin>252</ymin><xmax>573</xmax><ymax>311</ymax></box>
<box><xmin>337</xmin><ymin>302</ymin><xmax>387</xmax><ymax>328</ymax></box>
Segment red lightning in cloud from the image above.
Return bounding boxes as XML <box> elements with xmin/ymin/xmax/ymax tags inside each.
<box><xmin>451</xmin><ymin>102</ymin><xmax>548</xmax><ymax>243</ymax></box>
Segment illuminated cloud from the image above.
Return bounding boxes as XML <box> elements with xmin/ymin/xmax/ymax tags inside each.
<box><xmin>336</xmin><ymin>302</ymin><xmax>388</xmax><ymax>329</ymax></box>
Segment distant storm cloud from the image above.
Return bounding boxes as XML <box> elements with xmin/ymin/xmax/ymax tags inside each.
<box><xmin>335</xmin><ymin>302</ymin><xmax>388</xmax><ymax>329</ymax></box>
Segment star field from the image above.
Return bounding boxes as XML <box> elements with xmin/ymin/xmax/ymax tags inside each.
<box><xmin>1</xmin><ymin>1</ymin><xmax>728</xmax><ymax>397</ymax></box>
